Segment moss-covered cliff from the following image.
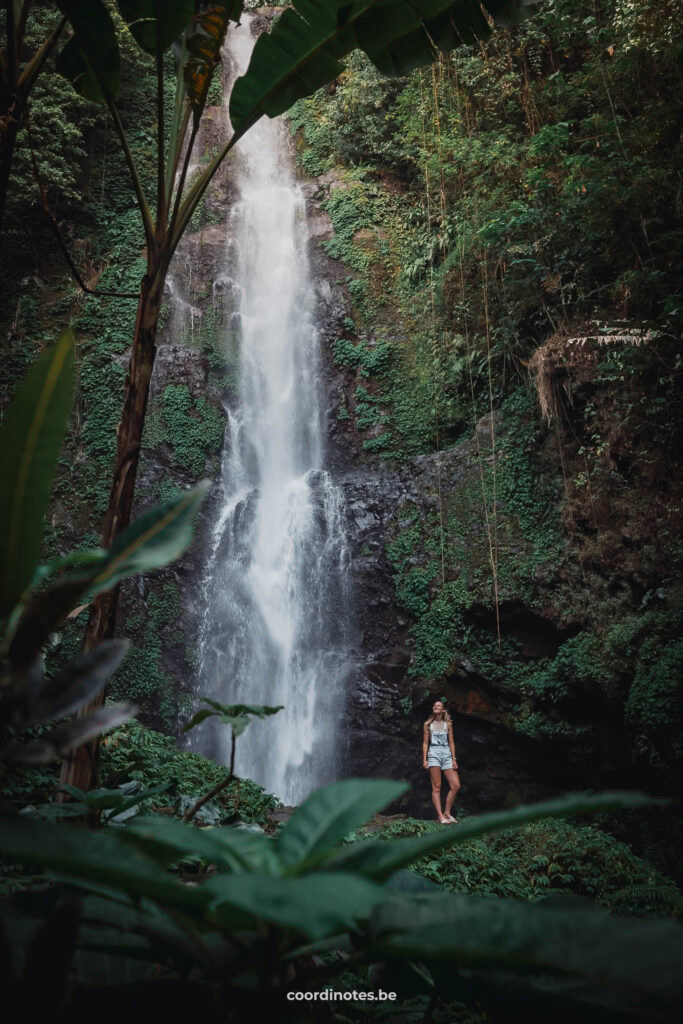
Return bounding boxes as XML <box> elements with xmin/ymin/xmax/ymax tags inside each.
<box><xmin>287</xmin><ymin>0</ymin><xmax>682</xmax><ymax>851</ymax></box>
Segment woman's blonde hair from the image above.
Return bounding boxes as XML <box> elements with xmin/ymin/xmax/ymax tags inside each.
<box><xmin>425</xmin><ymin>707</ymin><xmax>452</xmax><ymax>727</ymax></box>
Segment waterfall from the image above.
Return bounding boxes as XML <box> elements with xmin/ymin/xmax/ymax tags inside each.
<box><xmin>191</xmin><ymin>19</ymin><xmax>351</xmax><ymax>805</ymax></box>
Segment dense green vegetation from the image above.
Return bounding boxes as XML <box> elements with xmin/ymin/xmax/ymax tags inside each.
<box><xmin>1</xmin><ymin>1</ymin><xmax>682</xmax><ymax>1020</ymax></box>
<box><xmin>290</xmin><ymin>0</ymin><xmax>683</xmax><ymax>808</ymax></box>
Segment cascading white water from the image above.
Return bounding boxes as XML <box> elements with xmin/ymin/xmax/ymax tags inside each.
<box><xmin>192</xmin><ymin>20</ymin><xmax>351</xmax><ymax>804</ymax></box>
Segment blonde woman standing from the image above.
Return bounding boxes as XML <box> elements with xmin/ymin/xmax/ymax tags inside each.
<box><xmin>423</xmin><ymin>700</ymin><xmax>460</xmax><ymax>823</ymax></box>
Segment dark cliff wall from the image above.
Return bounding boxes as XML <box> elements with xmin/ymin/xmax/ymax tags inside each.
<box><xmin>290</xmin><ymin>0</ymin><xmax>683</xmax><ymax>824</ymax></box>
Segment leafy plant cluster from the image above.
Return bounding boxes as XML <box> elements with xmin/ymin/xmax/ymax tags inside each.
<box><xmin>155</xmin><ymin>383</ymin><xmax>225</xmax><ymax>477</ymax></box>
<box><xmin>290</xmin><ymin>0</ymin><xmax>683</xmax><ymax>467</ymax></box>
<box><xmin>348</xmin><ymin>814</ymin><xmax>681</xmax><ymax>917</ymax></box>
<box><xmin>2</xmin><ymin>778</ymin><xmax>681</xmax><ymax>1021</ymax></box>
<box><xmin>99</xmin><ymin>718</ymin><xmax>279</xmax><ymax>826</ymax></box>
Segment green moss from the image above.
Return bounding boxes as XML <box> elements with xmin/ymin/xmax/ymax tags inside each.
<box><xmin>108</xmin><ymin>636</ymin><xmax>168</xmax><ymax>717</ymax></box>
<box><xmin>157</xmin><ymin>476</ymin><xmax>184</xmax><ymax>503</ymax></box>
<box><xmin>354</xmin><ymin>816</ymin><xmax>681</xmax><ymax>918</ymax></box>
<box><xmin>147</xmin><ymin>581</ymin><xmax>181</xmax><ymax>631</ymax></box>
<box><xmin>333</xmin><ymin>337</ymin><xmax>393</xmax><ymax>376</ymax></box>
<box><xmin>158</xmin><ymin>384</ymin><xmax>225</xmax><ymax>476</ymax></box>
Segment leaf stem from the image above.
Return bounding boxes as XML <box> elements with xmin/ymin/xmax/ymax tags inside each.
<box><xmin>155</xmin><ymin>0</ymin><xmax>166</xmax><ymax>226</ymax></box>
<box><xmin>182</xmin><ymin>729</ymin><xmax>236</xmax><ymax>824</ymax></box>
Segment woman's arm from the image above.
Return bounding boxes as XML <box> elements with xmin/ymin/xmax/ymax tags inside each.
<box><xmin>448</xmin><ymin>723</ymin><xmax>459</xmax><ymax>769</ymax></box>
<box><xmin>422</xmin><ymin>724</ymin><xmax>429</xmax><ymax>768</ymax></box>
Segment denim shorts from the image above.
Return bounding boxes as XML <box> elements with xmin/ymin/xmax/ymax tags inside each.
<box><xmin>427</xmin><ymin>747</ymin><xmax>453</xmax><ymax>770</ymax></box>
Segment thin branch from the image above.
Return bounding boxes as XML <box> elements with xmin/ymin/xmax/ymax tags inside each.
<box><xmin>17</xmin><ymin>15</ymin><xmax>67</xmax><ymax>95</ymax></box>
<box><xmin>100</xmin><ymin>88</ymin><xmax>155</xmax><ymax>249</ymax></box>
<box><xmin>168</xmin><ymin>119</ymin><xmax>199</xmax><ymax>241</ymax></box>
<box><xmin>164</xmin><ymin>37</ymin><xmax>189</xmax><ymax>204</ymax></box>
<box><xmin>27</xmin><ymin>114</ymin><xmax>139</xmax><ymax>300</ymax></box>
<box><xmin>166</xmin><ymin>101</ymin><xmax>190</xmax><ymax>203</ymax></box>
<box><xmin>77</xmin><ymin>43</ymin><xmax>154</xmax><ymax>247</ymax></box>
<box><xmin>16</xmin><ymin>0</ymin><xmax>31</xmax><ymax>54</ymax></box>
<box><xmin>182</xmin><ymin>729</ymin><xmax>236</xmax><ymax>824</ymax></box>
<box><xmin>6</xmin><ymin>1</ymin><xmax>18</xmax><ymax>88</ymax></box>
<box><xmin>169</xmin><ymin>86</ymin><xmax>273</xmax><ymax>256</ymax></box>
<box><xmin>155</xmin><ymin>0</ymin><xmax>165</xmax><ymax>225</ymax></box>
<box><xmin>169</xmin><ymin>130</ymin><xmax>235</xmax><ymax>257</ymax></box>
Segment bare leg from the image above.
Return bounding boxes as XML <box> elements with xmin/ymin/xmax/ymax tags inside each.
<box><xmin>429</xmin><ymin>766</ymin><xmax>444</xmax><ymax>820</ymax></box>
<box><xmin>443</xmin><ymin>768</ymin><xmax>460</xmax><ymax>818</ymax></box>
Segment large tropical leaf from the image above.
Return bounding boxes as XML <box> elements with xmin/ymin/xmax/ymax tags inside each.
<box><xmin>205</xmin><ymin>871</ymin><xmax>386</xmax><ymax>940</ymax></box>
<box><xmin>120</xmin><ymin>815</ymin><xmax>281</xmax><ymax>875</ymax></box>
<box><xmin>0</xmin><ymin>330</ymin><xmax>75</xmax><ymax>618</ymax></box>
<box><xmin>322</xmin><ymin>791</ymin><xmax>666</xmax><ymax>880</ymax></box>
<box><xmin>80</xmin><ymin>480</ymin><xmax>211</xmax><ymax>598</ymax></box>
<box><xmin>7</xmin><ymin>482</ymin><xmax>210</xmax><ymax>671</ymax></box>
<box><xmin>28</xmin><ymin>548</ymin><xmax>107</xmax><ymax>593</ymax></box>
<box><xmin>177</xmin><ymin>0</ymin><xmax>532</xmax><ymax>248</ymax></box>
<box><xmin>368</xmin><ymin>893</ymin><xmax>683</xmax><ymax>1003</ymax></box>
<box><xmin>277</xmin><ymin>778</ymin><xmax>409</xmax><ymax>870</ymax></box>
<box><xmin>229</xmin><ymin>0</ymin><xmax>533</xmax><ymax>134</ymax></box>
<box><xmin>183</xmin><ymin>699</ymin><xmax>283</xmax><ymax>736</ymax></box>
<box><xmin>118</xmin><ymin>0</ymin><xmax>196</xmax><ymax>54</ymax></box>
<box><xmin>184</xmin><ymin>1</ymin><xmax>243</xmax><ymax>126</ymax></box>
<box><xmin>6</xmin><ymin>703</ymin><xmax>137</xmax><ymax>763</ymax></box>
<box><xmin>0</xmin><ymin>817</ymin><xmax>208</xmax><ymax>911</ymax></box>
<box><xmin>55</xmin><ymin>1</ymin><xmax>121</xmax><ymax>102</ymax></box>
<box><xmin>23</xmin><ymin>640</ymin><xmax>129</xmax><ymax>726</ymax></box>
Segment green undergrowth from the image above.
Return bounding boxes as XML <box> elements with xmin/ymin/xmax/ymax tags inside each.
<box><xmin>350</xmin><ymin>816</ymin><xmax>681</xmax><ymax>918</ymax></box>
<box><xmin>108</xmin><ymin>579</ymin><xmax>194</xmax><ymax>731</ymax></box>
<box><xmin>100</xmin><ymin>720</ymin><xmax>279</xmax><ymax>825</ymax></box>
<box><xmin>385</xmin><ymin>388</ymin><xmax>567</xmax><ymax>677</ymax></box>
<box><xmin>0</xmin><ymin>721</ymin><xmax>279</xmax><ymax>829</ymax></box>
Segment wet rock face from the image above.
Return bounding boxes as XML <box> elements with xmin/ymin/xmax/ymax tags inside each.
<box><xmin>328</xmin><ymin>454</ymin><xmax>557</xmax><ymax>817</ymax></box>
<box><xmin>301</xmin><ymin>174</ymin><xmax>561</xmax><ymax>816</ymax></box>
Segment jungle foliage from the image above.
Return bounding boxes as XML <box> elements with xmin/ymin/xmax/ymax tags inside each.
<box><xmin>289</xmin><ymin>0</ymin><xmax>683</xmax><ymax>808</ymax></box>
<box><xmin>1</xmin><ymin>778</ymin><xmax>682</xmax><ymax>1022</ymax></box>
<box><xmin>1</xmin><ymin>2</ymin><xmax>682</xmax><ymax>1020</ymax></box>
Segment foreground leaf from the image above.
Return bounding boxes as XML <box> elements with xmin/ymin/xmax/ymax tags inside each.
<box><xmin>0</xmin><ymin>817</ymin><xmax>208</xmax><ymax>910</ymax></box>
<box><xmin>369</xmin><ymin>893</ymin><xmax>683</xmax><ymax>1003</ymax></box>
<box><xmin>7</xmin><ymin>483</ymin><xmax>210</xmax><ymax>671</ymax></box>
<box><xmin>205</xmin><ymin>871</ymin><xmax>386</xmax><ymax>940</ymax></box>
<box><xmin>80</xmin><ymin>783</ymin><xmax>172</xmax><ymax>814</ymax></box>
<box><xmin>277</xmin><ymin>778</ymin><xmax>409</xmax><ymax>870</ymax></box>
<box><xmin>56</xmin><ymin>1</ymin><xmax>121</xmax><ymax>102</ymax></box>
<box><xmin>23</xmin><ymin>640</ymin><xmax>129</xmax><ymax>726</ymax></box>
<box><xmin>229</xmin><ymin>0</ymin><xmax>532</xmax><ymax>134</ymax></box>
<box><xmin>118</xmin><ymin>0</ymin><xmax>195</xmax><ymax>54</ymax></box>
<box><xmin>7</xmin><ymin>704</ymin><xmax>137</xmax><ymax>763</ymax></box>
<box><xmin>83</xmin><ymin>481</ymin><xmax>211</xmax><ymax>597</ymax></box>
<box><xmin>120</xmin><ymin>815</ymin><xmax>281</xmax><ymax>875</ymax></box>
<box><xmin>184</xmin><ymin>1</ymin><xmax>242</xmax><ymax>126</ymax></box>
<box><xmin>323</xmin><ymin>791</ymin><xmax>667</xmax><ymax>879</ymax></box>
<box><xmin>0</xmin><ymin>331</ymin><xmax>75</xmax><ymax>618</ymax></box>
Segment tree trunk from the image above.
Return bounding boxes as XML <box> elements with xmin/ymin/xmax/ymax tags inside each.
<box><xmin>59</xmin><ymin>265</ymin><xmax>165</xmax><ymax>793</ymax></box>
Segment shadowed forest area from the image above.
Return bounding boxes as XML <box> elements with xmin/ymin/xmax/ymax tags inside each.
<box><xmin>0</xmin><ymin>1</ymin><xmax>682</xmax><ymax>1021</ymax></box>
